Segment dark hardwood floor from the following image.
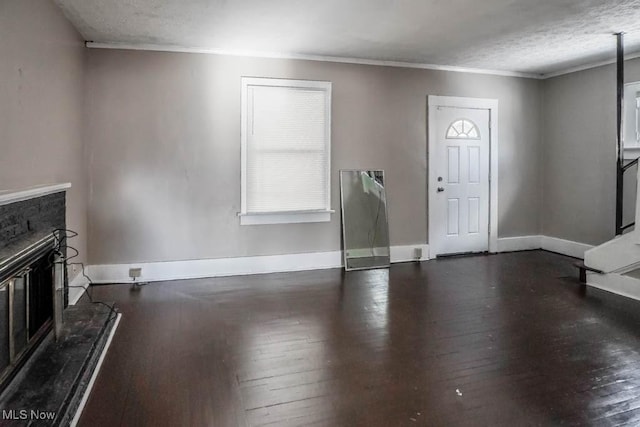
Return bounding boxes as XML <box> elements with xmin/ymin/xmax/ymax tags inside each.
<box><xmin>78</xmin><ymin>250</ymin><xmax>640</xmax><ymax>426</ymax></box>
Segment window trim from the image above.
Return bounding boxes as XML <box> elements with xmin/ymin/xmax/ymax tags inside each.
<box><xmin>240</xmin><ymin>77</ymin><xmax>332</xmax><ymax>225</ymax></box>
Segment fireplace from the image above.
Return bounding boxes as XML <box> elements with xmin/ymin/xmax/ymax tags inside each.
<box><xmin>0</xmin><ymin>183</ymin><xmax>121</xmax><ymax>424</ymax></box>
<box><xmin>0</xmin><ymin>184</ymin><xmax>69</xmax><ymax>392</ymax></box>
<box><xmin>0</xmin><ymin>234</ymin><xmax>65</xmax><ymax>389</ymax></box>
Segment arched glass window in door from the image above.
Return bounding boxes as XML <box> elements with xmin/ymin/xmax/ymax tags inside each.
<box><xmin>446</xmin><ymin>118</ymin><xmax>480</xmax><ymax>139</ymax></box>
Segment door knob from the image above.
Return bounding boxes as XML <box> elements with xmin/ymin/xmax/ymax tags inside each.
<box><xmin>437</xmin><ymin>187</ymin><xmax>445</xmax><ymax>192</ymax></box>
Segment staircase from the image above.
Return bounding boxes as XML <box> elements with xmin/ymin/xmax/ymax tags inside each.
<box><xmin>580</xmin><ymin>33</ymin><xmax>640</xmax><ymax>301</ymax></box>
<box><xmin>583</xmin><ymin>163</ymin><xmax>640</xmax><ymax>300</ymax></box>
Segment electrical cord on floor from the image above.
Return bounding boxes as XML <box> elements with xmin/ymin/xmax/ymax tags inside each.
<box><xmin>50</xmin><ymin>229</ymin><xmax>118</xmax><ymax>324</ymax></box>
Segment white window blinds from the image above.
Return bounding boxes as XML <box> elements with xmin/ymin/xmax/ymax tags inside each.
<box><xmin>241</xmin><ymin>78</ymin><xmax>331</xmax><ymax>220</ymax></box>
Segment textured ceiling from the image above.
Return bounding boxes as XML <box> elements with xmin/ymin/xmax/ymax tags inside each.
<box><xmin>54</xmin><ymin>0</ymin><xmax>640</xmax><ymax>76</ymax></box>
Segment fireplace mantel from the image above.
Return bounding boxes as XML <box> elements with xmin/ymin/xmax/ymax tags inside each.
<box><xmin>0</xmin><ymin>183</ymin><xmax>71</xmax><ymax>207</ymax></box>
<box><xmin>0</xmin><ymin>183</ymin><xmax>70</xmax><ymax>264</ymax></box>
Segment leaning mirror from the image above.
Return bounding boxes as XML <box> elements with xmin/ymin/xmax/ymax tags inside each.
<box><xmin>339</xmin><ymin>170</ymin><xmax>390</xmax><ymax>271</ymax></box>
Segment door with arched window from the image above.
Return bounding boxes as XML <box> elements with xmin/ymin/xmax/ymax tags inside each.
<box><xmin>430</xmin><ymin>106</ymin><xmax>490</xmax><ymax>256</ymax></box>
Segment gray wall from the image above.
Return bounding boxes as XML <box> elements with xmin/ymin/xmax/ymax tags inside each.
<box><xmin>0</xmin><ymin>1</ymin><xmax>87</xmax><ymax>266</ymax></box>
<box><xmin>1</xmin><ymin>1</ymin><xmax>633</xmax><ymax>268</ymax></box>
<box><xmin>541</xmin><ymin>58</ymin><xmax>640</xmax><ymax>245</ymax></box>
<box><xmin>85</xmin><ymin>49</ymin><xmax>542</xmax><ymax>264</ymax></box>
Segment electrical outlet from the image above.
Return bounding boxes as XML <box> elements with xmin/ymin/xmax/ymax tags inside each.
<box><xmin>413</xmin><ymin>248</ymin><xmax>423</xmax><ymax>260</ymax></box>
<box><xmin>129</xmin><ymin>267</ymin><xmax>142</xmax><ymax>279</ymax></box>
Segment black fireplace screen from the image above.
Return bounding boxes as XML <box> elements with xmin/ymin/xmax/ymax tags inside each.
<box><xmin>0</xmin><ymin>235</ymin><xmax>60</xmax><ymax>389</ymax></box>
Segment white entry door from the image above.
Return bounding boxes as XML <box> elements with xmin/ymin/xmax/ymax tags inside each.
<box><xmin>430</xmin><ymin>106</ymin><xmax>490</xmax><ymax>256</ymax></box>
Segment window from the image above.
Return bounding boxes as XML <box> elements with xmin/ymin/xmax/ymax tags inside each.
<box><xmin>446</xmin><ymin>119</ymin><xmax>480</xmax><ymax>140</ymax></box>
<box><xmin>240</xmin><ymin>78</ymin><xmax>332</xmax><ymax>225</ymax></box>
<box><xmin>624</xmin><ymin>81</ymin><xmax>640</xmax><ymax>159</ymax></box>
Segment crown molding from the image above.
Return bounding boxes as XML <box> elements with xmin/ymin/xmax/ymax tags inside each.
<box><xmin>85</xmin><ymin>42</ymin><xmax>543</xmax><ymax>79</ymax></box>
<box><xmin>541</xmin><ymin>51</ymin><xmax>640</xmax><ymax>79</ymax></box>
<box><xmin>85</xmin><ymin>41</ymin><xmax>640</xmax><ymax>80</ymax></box>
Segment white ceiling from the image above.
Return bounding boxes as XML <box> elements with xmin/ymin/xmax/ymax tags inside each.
<box><xmin>54</xmin><ymin>0</ymin><xmax>640</xmax><ymax>76</ymax></box>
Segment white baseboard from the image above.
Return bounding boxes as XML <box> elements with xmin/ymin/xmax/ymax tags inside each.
<box><xmin>496</xmin><ymin>235</ymin><xmax>593</xmax><ymax>259</ymax></box>
<box><xmin>68</xmin><ymin>271</ymin><xmax>90</xmax><ymax>305</ymax></box>
<box><xmin>496</xmin><ymin>236</ymin><xmax>542</xmax><ymax>252</ymax></box>
<box><xmin>540</xmin><ymin>236</ymin><xmax>594</xmax><ymax>259</ymax></box>
<box><xmin>86</xmin><ymin>244</ymin><xmax>430</xmax><ymax>284</ymax></box>
<box><xmin>88</xmin><ymin>251</ymin><xmax>343</xmax><ymax>284</ymax></box>
<box><xmin>390</xmin><ymin>244</ymin><xmax>430</xmax><ymax>263</ymax></box>
<box><xmin>83</xmin><ymin>236</ymin><xmax>593</xmax><ymax>285</ymax></box>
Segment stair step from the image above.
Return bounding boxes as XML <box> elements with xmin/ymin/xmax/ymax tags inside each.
<box><xmin>573</xmin><ymin>261</ymin><xmax>603</xmax><ymax>274</ymax></box>
<box><xmin>574</xmin><ymin>261</ymin><xmax>603</xmax><ymax>283</ymax></box>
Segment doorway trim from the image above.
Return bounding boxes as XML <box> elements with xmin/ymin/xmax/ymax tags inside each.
<box><xmin>427</xmin><ymin>95</ymin><xmax>499</xmax><ymax>256</ymax></box>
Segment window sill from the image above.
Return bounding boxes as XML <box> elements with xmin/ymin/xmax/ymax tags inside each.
<box><xmin>239</xmin><ymin>210</ymin><xmax>334</xmax><ymax>225</ymax></box>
